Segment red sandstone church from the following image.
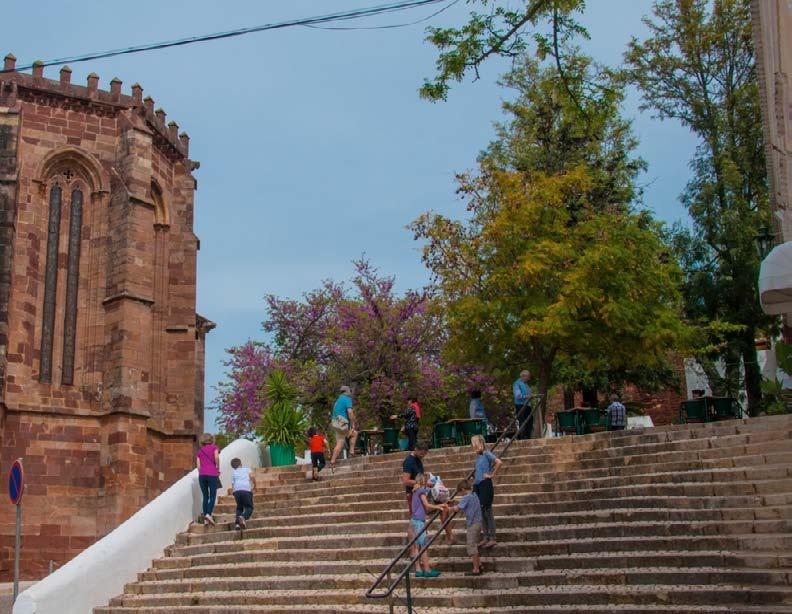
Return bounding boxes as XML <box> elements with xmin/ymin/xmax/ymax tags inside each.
<box><xmin>0</xmin><ymin>54</ymin><xmax>213</xmax><ymax>579</ymax></box>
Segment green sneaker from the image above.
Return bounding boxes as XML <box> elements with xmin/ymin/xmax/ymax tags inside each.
<box><xmin>425</xmin><ymin>569</ymin><xmax>441</xmax><ymax>578</ymax></box>
<box><xmin>414</xmin><ymin>570</ymin><xmax>426</xmax><ymax>578</ymax></box>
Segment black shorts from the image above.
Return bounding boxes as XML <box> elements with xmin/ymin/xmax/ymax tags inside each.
<box><xmin>311</xmin><ymin>452</ymin><xmax>326</xmax><ymax>469</ymax></box>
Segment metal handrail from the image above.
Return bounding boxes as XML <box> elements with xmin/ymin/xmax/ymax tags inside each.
<box><xmin>365</xmin><ymin>398</ymin><xmax>541</xmax><ymax>606</ymax></box>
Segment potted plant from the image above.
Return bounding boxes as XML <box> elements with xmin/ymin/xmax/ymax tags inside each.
<box><xmin>257</xmin><ymin>370</ymin><xmax>307</xmax><ymax>467</ymax></box>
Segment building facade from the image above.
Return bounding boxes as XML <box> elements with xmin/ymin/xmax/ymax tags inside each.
<box><xmin>753</xmin><ymin>1</ymin><xmax>792</xmax><ymax>322</ymax></box>
<box><xmin>0</xmin><ymin>54</ymin><xmax>212</xmax><ymax>578</ymax></box>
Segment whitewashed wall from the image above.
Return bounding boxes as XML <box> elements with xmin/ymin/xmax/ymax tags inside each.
<box><xmin>13</xmin><ymin>439</ymin><xmax>262</xmax><ymax>614</ymax></box>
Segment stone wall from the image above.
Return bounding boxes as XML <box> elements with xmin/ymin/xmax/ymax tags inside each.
<box><xmin>0</xmin><ymin>54</ymin><xmax>211</xmax><ymax>579</ymax></box>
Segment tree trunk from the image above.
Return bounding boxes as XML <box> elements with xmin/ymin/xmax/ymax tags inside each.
<box><xmin>534</xmin><ymin>363</ymin><xmax>553</xmax><ymax>439</ymax></box>
<box><xmin>741</xmin><ymin>330</ymin><xmax>762</xmax><ymax>416</ymax></box>
<box><xmin>698</xmin><ymin>358</ymin><xmax>726</xmax><ymax>397</ymax></box>
<box><xmin>563</xmin><ymin>387</ymin><xmax>574</xmax><ymax>409</ymax></box>
<box><xmin>581</xmin><ymin>385</ymin><xmax>598</xmax><ymax>407</ymax></box>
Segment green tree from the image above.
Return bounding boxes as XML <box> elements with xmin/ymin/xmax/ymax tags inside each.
<box><xmin>624</xmin><ymin>0</ymin><xmax>772</xmax><ymax>413</ymax></box>
<box><xmin>420</xmin><ymin>0</ymin><xmax>584</xmax><ymax>101</ymax></box>
<box><xmin>412</xmin><ymin>57</ymin><xmax>686</xmax><ymax>435</ymax></box>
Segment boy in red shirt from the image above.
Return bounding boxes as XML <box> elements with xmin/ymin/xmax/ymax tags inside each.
<box><xmin>307</xmin><ymin>427</ymin><xmax>330</xmax><ymax>481</ymax></box>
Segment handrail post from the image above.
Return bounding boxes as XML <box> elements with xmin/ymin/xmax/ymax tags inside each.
<box><xmin>404</xmin><ymin>565</ymin><xmax>413</xmax><ymax>614</ymax></box>
<box><xmin>386</xmin><ymin>568</ymin><xmax>394</xmax><ymax>614</ymax></box>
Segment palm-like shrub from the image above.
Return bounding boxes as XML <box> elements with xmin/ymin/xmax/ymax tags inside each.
<box><xmin>257</xmin><ymin>370</ymin><xmax>307</xmax><ymax>448</ymax></box>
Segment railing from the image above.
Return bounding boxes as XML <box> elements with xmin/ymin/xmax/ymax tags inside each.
<box><xmin>365</xmin><ymin>399</ymin><xmax>542</xmax><ymax>613</ymax></box>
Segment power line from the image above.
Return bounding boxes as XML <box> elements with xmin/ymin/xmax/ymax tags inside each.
<box><xmin>1</xmin><ymin>0</ymin><xmax>449</xmax><ymax>75</ymax></box>
<box><xmin>303</xmin><ymin>0</ymin><xmax>461</xmax><ymax>30</ymax></box>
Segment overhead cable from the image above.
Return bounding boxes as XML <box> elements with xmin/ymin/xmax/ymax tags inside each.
<box><xmin>1</xmin><ymin>0</ymin><xmax>449</xmax><ymax>74</ymax></box>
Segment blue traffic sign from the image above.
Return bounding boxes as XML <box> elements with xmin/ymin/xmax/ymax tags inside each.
<box><xmin>8</xmin><ymin>460</ymin><xmax>23</xmax><ymax>505</ymax></box>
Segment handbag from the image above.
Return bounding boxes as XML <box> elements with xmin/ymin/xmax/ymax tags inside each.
<box><xmin>331</xmin><ymin>414</ymin><xmax>349</xmax><ymax>431</ymax></box>
<box><xmin>429</xmin><ymin>473</ymin><xmax>449</xmax><ymax>503</ymax></box>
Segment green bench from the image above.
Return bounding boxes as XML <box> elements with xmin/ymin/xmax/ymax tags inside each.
<box><xmin>433</xmin><ymin>422</ymin><xmax>457</xmax><ymax>448</ymax></box>
<box><xmin>382</xmin><ymin>427</ymin><xmax>400</xmax><ymax>454</ymax></box>
<box><xmin>458</xmin><ymin>419</ymin><xmax>486</xmax><ymax>445</ymax></box>
<box><xmin>680</xmin><ymin>398</ymin><xmax>708</xmax><ymax>423</ymax></box>
<box><xmin>709</xmin><ymin>397</ymin><xmax>742</xmax><ymax>420</ymax></box>
<box><xmin>555</xmin><ymin>410</ymin><xmax>579</xmax><ymax>436</ymax></box>
<box><xmin>578</xmin><ymin>408</ymin><xmax>608</xmax><ymax>434</ymax></box>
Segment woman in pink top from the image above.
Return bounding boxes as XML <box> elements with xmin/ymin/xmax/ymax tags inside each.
<box><xmin>197</xmin><ymin>433</ymin><xmax>221</xmax><ymax>525</ymax></box>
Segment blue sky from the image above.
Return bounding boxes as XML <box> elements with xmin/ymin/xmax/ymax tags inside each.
<box><xmin>4</xmin><ymin>1</ymin><xmax>698</xmax><ymax>431</ymax></box>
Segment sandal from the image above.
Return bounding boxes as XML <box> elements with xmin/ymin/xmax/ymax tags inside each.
<box><xmin>464</xmin><ymin>570</ymin><xmax>482</xmax><ymax>576</ymax></box>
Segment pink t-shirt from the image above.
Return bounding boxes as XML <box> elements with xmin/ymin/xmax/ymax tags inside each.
<box><xmin>197</xmin><ymin>444</ymin><xmax>220</xmax><ymax>476</ymax></box>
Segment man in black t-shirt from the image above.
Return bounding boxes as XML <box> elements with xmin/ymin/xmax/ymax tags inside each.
<box><xmin>401</xmin><ymin>442</ymin><xmax>454</xmax><ymax>546</ymax></box>
<box><xmin>402</xmin><ymin>442</ymin><xmax>428</xmax><ymax>515</ymax></box>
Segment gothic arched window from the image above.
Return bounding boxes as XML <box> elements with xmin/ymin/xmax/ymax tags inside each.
<box><xmin>39</xmin><ymin>184</ymin><xmax>61</xmax><ymax>383</ymax></box>
<box><xmin>39</xmin><ymin>171</ymin><xmax>84</xmax><ymax>385</ymax></box>
<box><xmin>62</xmin><ymin>185</ymin><xmax>83</xmax><ymax>385</ymax></box>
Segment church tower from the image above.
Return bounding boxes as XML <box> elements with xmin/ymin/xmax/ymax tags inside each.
<box><xmin>0</xmin><ymin>54</ymin><xmax>213</xmax><ymax>578</ymax></box>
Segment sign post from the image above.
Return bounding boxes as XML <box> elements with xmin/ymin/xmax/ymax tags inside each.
<box><xmin>8</xmin><ymin>459</ymin><xmax>24</xmax><ymax>603</ymax></box>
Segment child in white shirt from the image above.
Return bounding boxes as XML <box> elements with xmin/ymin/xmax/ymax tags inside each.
<box><xmin>230</xmin><ymin>457</ymin><xmax>256</xmax><ymax>529</ymax></box>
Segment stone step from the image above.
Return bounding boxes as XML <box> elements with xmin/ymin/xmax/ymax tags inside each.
<box><xmin>203</xmin><ymin>504</ymin><xmax>792</xmax><ymax>535</ymax></box>
<box><xmin>167</xmin><ymin>533</ymin><xmax>792</xmax><ymax>562</ymax></box>
<box><xmin>123</xmin><ymin>567</ymin><xmax>792</xmax><ymax>596</ymax></box>
<box><xmin>94</xmin><ymin>603</ymin><xmax>792</xmax><ymax>613</ymax></box>
<box><xmin>210</xmin><ymin>491</ymin><xmax>785</xmax><ymax>522</ymax></box>
<box><xmin>187</xmin><ymin>506</ymin><xmax>792</xmax><ymax>545</ymax></box>
<box><xmin>104</xmin><ymin>584</ymin><xmax>792</xmax><ymax>608</ymax></box>
<box><xmin>178</xmin><ymin>515</ymin><xmax>792</xmax><ymax>549</ymax></box>
<box><xmin>142</xmin><ymin>550</ymin><xmax>792</xmax><ymax>581</ymax></box>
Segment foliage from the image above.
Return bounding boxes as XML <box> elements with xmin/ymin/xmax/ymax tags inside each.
<box><xmin>215</xmin><ymin>260</ymin><xmax>504</xmax><ymax>438</ymax></box>
<box><xmin>420</xmin><ymin>0</ymin><xmax>585</xmax><ymax>101</ymax></box>
<box><xmin>623</xmin><ymin>0</ymin><xmax>772</xmax><ymax>413</ymax></box>
<box><xmin>213</xmin><ymin>432</ymin><xmax>235</xmax><ymax>449</ymax></box>
<box><xmin>214</xmin><ymin>340</ymin><xmax>277</xmax><ymax>437</ymax></box>
<box><xmin>760</xmin><ymin>378</ymin><xmax>788</xmax><ymax>415</ymax></box>
<box><xmin>412</xmin><ymin>53</ymin><xmax>686</xmax><ymax>435</ymax></box>
<box><xmin>256</xmin><ymin>371</ymin><xmax>308</xmax><ymax>449</ymax></box>
<box><xmin>776</xmin><ymin>341</ymin><xmax>792</xmax><ymax>376</ymax></box>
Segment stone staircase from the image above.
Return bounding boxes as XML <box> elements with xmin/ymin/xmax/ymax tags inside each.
<box><xmin>96</xmin><ymin>415</ymin><xmax>792</xmax><ymax>613</ymax></box>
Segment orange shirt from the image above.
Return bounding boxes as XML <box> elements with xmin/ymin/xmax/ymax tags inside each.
<box><xmin>309</xmin><ymin>434</ymin><xmax>326</xmax><ymax>453</ymax></box>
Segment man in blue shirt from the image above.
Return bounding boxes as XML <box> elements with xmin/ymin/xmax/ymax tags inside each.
<box><xmin>513</xmin><ymin>370</ymin><xmax>533</xmax><ymax>440</ymax></box>
<box><xmin>330</xmin><ymin>385</ymin><xmax>358</xmax><ymax>470</ymax></box>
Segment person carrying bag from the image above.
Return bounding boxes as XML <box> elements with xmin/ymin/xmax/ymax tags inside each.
<box><xmin>197</xmin><ymin>433</ymin><xmax>222</xmax><ymax>525</ymax></box>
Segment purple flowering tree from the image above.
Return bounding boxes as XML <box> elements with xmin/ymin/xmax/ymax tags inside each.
<box><xmin>215</xmin><ymin>259</ymin><xmax>502</xmax><ymax>438</ymax></box>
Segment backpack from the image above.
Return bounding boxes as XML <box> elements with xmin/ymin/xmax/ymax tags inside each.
<box><xmin>429</xmin><ymin>473</ymin><xmax>449</xmax><ymax>503</ymax></box>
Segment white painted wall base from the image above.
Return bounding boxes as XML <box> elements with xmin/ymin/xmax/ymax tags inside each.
<box><xmin>13</xmin><ymin>439</ymin><xmax>262</xmax><ymax>614</ymax></box>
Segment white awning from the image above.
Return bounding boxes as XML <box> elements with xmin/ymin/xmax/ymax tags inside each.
<box><xmin>759</xmin><ymin>241</ymin><xmax>792</xmax><ymax>314</ymax></box>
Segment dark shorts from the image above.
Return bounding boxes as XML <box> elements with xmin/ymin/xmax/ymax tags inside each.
<box><xmin>311</xmin><ymin>452</ymin><xmax>326</xmax><ymax>469</ymax></box>
<box><xmin>406</xmin><ymin>492</ymin><xmax>413</xmax><ymax>515</ymax></box>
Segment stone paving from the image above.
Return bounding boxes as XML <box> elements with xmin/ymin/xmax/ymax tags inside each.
<box><xmin>96</xmin><ymin>415</ymin><xmax>792</xmax><ymax>612</ymax></box>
